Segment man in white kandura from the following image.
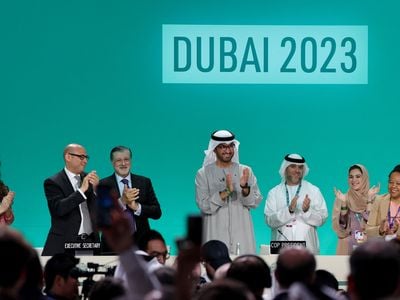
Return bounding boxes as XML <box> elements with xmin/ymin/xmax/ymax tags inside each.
<box><xmin>264</xmin><ymin>154</ymin><xmax>328</xmax><ymax>254</ymax></box>
<box><xmin>195</xmin><ymin>130</ymin><xmax>262</xmax><ymax>254</ymax></box>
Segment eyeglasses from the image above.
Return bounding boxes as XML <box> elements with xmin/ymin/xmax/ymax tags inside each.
<box><xmin>217</xmin><ymin>143</ymin><xmax>235</xmax><ymax>150</ymax></box>
<box><xmin>69</xmin><ymin>153</ymin><xmax>90</xmax><ymax>161</ymax></box>
<box><xmin>114</xmin><ymin>158</ymin><xmax>131</xmax><ymax>164</ymax></box>
<box><xmin>149</xmin><ymin>251</ymin><xmax>170</xmax><ymax>260</ymax></box>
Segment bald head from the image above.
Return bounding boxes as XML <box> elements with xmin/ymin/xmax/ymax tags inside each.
<box><xmin>63</xmin><ymin>144</ymin><xmax>88</xmax><ymax>174</ymax></box>
<box><xmin>275</xmin><ymin>247</ymin><xmax>316</xmax><ymax>289</ymax></box>
<box><xmin>63</xmin><ymin>144</ymin><xmax>85</xmax><ymax>158</ymax></box>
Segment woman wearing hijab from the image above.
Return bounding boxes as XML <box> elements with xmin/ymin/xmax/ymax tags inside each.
<box><xmin>332</xmin><ymin>164</ymin><xmax>379</xmax><ymax>254</ymax></box>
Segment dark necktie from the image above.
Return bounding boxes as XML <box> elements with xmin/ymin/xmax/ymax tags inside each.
<box><xmin>121</xmin><ymin>178</ymin><xmax>136</xmax><ymax>233</ymax></box>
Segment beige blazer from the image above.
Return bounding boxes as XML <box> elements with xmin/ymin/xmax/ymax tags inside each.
<box><xmin>366</xmin><ymin>194</ymin><xmax>399</xmax><ymax>238</ymax></box>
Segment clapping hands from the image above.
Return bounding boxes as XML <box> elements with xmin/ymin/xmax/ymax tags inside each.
<box><xmin>302</xmin><ymin>194</ymin><xmax>311</xmax><ymax>212</ymax></box>
<box><xmin>334</xmin><ymin>188</ymin><xmax>346</xmax><ymax>203</ymax></box>
<box><xmin>81</xmin><ymin>171</ymin><xmax>99</xmax><ymax>192</ymax></box>
<box><xmin>0</xmin><ymin>191</ymin><xmax>15</xmax><ymax>213</ymax></box>
<box><xmin>121</xmin><ymin>185</ymin><xmax>140</xmax><ymax>210</ymax></box>
<box><xmin>368</xmin><ymin>183</ymin><xmax>380</xmax><ymax>199</ymax></box>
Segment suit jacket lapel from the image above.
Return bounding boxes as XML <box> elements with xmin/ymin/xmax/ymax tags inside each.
<box><xmin>112</xmin><ymin>174</ymin><xmax>122</xmax><ymax>197</ymax></box>
<box><xmin>382</xmin><ymin>195</ymin><xmax>391</xmax><ymax>221</ymax></box>
<box><xmin>61</xmin><ymin>170</ymin><xmax>75</xmax><ymax>195</ymax></box>
<box><xmin>130</xmin><ymin>173</ymin><xmax>134</xmax><ymax>187</ymax></box>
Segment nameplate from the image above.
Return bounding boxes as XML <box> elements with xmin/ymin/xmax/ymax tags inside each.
<box><xmin>270</xmin><ymin>241</ymin><xmax>306</xmax><ymax>254</ymax></box>
<box><xmin>64</xmin><ymin>242</ymin><xmax>101</xmax><ymax>250</ymax></box>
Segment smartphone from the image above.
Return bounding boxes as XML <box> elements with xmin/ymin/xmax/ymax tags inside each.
<box><xmin>96</xmin><ymin>186</ymin><xmax>118</xmax><ymax>228</ymax></box>
<box><xmin>176</xmin><ymin>215</ymin><xmax>203</xmax><ymax>252</ymax></box>
<box><xmin>186</xmin><ymin>215</ymin><xmax>203</xmax><ymax>246</ymax></box>
<box><xmin>175</xmin><ymin>215</ymin><xmax>203</xmax><ymax>253</ymax></box>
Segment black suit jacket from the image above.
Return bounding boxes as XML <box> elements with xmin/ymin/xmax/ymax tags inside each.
<box><xmin>42</xmin><ymin>170</ymin><xmax>99</xmax><ymax>256</ymax></box>
<box><xmin>98</xmin><ymin>173</ymin><xmax>162</xmax><ymax>252</ymax></box>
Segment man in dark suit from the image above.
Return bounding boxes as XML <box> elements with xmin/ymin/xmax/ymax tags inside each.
<box><xmin>42</xmin><ymin>143</ymin><xmax>100</xmax><ymax>256</ymax></box>
<box><xmin>98</xmin><ymin>145</ymin><xmax>161</xmax><ymax>253</ymax></box>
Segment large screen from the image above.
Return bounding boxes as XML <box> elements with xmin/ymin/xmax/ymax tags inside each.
<box><xmin>0</xmin><ymin>0</ymin><xmax>398</xmax><ymax>254</ymax></box>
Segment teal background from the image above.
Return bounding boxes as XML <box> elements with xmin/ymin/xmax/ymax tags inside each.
<box><xmin>0</xmin><ymin>0</ymin><xmax>398</xmax><ymax>254</ymax></box>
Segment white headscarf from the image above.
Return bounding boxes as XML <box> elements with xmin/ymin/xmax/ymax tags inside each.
<box><xmin>202</xmin><ymin>130</ymin><xmax>240</xmax><ymax>167</ymax></box>
<box><xmin>278</xmin><ymin>153</ymin><xmax>309</xmax><ymax>181</ymax></box>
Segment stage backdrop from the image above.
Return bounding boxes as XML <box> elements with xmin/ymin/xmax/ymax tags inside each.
<box><xmin>1</xmin><ymin>0</ymin><xmax>398</xmax><ymax>254</ymax></box>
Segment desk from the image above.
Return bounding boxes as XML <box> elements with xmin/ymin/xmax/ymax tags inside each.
<box><xmin>37</xmin><ymin>249</ymin><xmax>350</xmax><ymax>286</ymax></box>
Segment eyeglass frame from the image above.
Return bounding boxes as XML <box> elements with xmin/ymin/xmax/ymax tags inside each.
<box><xmin>216</xmin><ymin>143</ymin><xmax>235</xmax><ymax>150</ymax></box>
<box><xmin>68</xmin><ymin>153</ymin><xmax>90</xmax><ymax>161</ymax></box>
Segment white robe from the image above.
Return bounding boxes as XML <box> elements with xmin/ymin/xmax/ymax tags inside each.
<box><xmin>195</xmin><ymin>162</ymin><xmax>262</xmax><ymax>254</ymax></box>
<box><xmin>264</xmin><ymin>180</ymin><xmax>328</xmax><ymax>254</ymax></box>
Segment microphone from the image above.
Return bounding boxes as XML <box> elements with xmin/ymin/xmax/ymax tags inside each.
<box><xmin>277</xmin><ymin>229</ymin><xmax>290</xmax><ymax>241</ymax></box>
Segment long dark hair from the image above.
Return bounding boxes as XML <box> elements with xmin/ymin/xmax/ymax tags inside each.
<box><xmin>0</xmin><ymin>180</ymin><xmax>9</xmax><ymax>200</ymax></box>
<box><xmin>0</xmin><ymin>161</ymin><xmax>6</xmax><ymax>199</ymax></box>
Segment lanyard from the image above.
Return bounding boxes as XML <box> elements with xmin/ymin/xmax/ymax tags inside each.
<box><xmin>285</xmin><ymin>181</ymin><xmax>302</xmax><ymax>206</ymax></box>
<box><xmin>354</xmin><ymin>212</ymin><xmax>363</xmax><ymax>225</ymax></box>
<box><xmin>387</xmin><ymin>200</ymin><xmax>400</xmax><ymax>229</ymax></box>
